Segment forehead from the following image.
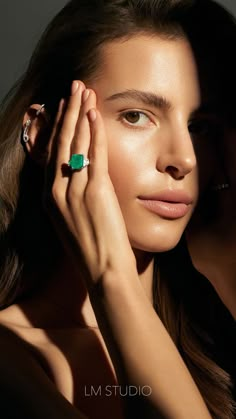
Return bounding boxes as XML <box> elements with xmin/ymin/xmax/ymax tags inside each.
<box><xmin>94</xmin><ymin>34</ymin><xmax>201</xmax><ymax>112</ymax></box>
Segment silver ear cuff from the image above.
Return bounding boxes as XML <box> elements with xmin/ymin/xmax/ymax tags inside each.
<box><xmin>22</xmin><ymin>118</ymin><xmax>32</xmax><ymax>143</ymax></box>
<box><xmin>22</xmin><ymin>104</ymin><xmax>45</xmax><ymax>144</ymax></box>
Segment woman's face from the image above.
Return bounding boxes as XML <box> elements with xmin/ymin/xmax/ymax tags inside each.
<box><xmin>88</xmin><ymin>34</ymin><xmax>202</xmax><ymax>252</ymax></box>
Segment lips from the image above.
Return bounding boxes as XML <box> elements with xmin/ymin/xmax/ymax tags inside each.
<box><xmin>138</xmin><ymin>190</ymin><xmax>193</xmax><ymax>219</ymax></box>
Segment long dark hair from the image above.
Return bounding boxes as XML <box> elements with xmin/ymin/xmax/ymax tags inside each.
<box><xmin>0</xmin><ymin>1</ymin><xmax>235</xmax><ymax>417</ymax></box>
<box><xmin>0</xmin><ymin>0</ymin><xmax>194</xmax><ymax>306</ymax></box>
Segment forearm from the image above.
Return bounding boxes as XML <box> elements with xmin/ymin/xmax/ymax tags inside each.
<box><xmin>90</xmin><ymin>269</ymin><xmax>212</xmax><ymax>419</ymax></box>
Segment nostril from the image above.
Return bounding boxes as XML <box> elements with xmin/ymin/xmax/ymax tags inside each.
<box><xmin>166</xmin><ymin>166</ymin><xmax>185</xmax><ymax>180</ymax></box>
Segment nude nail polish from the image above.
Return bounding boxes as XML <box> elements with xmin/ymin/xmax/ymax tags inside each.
<box><xmin>71</xmin><ymin>81</ymin><xmax>79</xmax><ymax>95</ymax></box>
<box><xmin>82</xmin><ymin>89</ymin><xmax>90</xmax><ymax>103</ymax></box>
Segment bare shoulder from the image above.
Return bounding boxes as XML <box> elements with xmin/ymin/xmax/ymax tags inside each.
<box><xmin>0</xmin><ymin>303</ymin><xmax>30</xmax><ymax>326</ymax></box>
<box><xmin>0</xmin><ymin>306</ymin><xmax>91</xmax><ymax>418</ymax></box>
<box><xmin>0</xmin><ymin>303</ymin><xmax>117</xmax><ymax>386</ymax></box>
<box><xmin>0</xmin><ymin>303</ymin><xmax>49</xmax><ymax>347</ymax></box>
<box><xmin>0</xmin><ymin>321</ymin><xmax>88</xmax><ymax>418</ymax></box>
<box><xmin>0</xmin><ymin>305</ymin><xmax>123</xmax><ymax>419</ymax></box>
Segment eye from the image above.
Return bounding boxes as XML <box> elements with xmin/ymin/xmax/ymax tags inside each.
<box><xmin>188</xmin><ymin>118</ymin><xmax>221</xmax><ymax>140</ymax></box>
<box><xmin>119</xmin><ymin>110</ymin><xmax>153</xmax><ymax>128</ymax></box>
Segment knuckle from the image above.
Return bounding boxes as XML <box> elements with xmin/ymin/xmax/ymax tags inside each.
<box><xmin>51</xmin><ymin>183</ymin><xmax>64</xmax><ymax>205</ymax></box>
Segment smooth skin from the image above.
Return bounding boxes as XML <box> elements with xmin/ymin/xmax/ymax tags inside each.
<box><xmin>0</xmin><ymin>35</ymin><xmax>212</xmax><ymax>418</ymax></box>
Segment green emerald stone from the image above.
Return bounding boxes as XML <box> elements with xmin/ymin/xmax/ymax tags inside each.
<box><xmin>69</xmin><ymin>154</ymin><xmax>84</xmax><ymax>170</ymax></box>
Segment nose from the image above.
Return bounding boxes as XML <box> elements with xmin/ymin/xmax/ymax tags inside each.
<box><xmin>156</xmin><ymin>125</ymin><xmax>197</xmax><ymax>180</ymax></box>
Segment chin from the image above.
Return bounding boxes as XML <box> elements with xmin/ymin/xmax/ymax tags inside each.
<box><xmin>130</xmin><ymin>233</ymin><xmax>183</xmax><ymax>253</ymax></box>
<box><xmin>127</xmin><ymin>216</ymin><xmax>190</xmax><ymax>253</ymax></box>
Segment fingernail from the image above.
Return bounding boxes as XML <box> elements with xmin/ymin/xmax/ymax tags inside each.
<box><xmin>82</xmin><ymin>89</ymin><xmax>90</xmax><ymax>103</ymax></box>
<box><xmin>71</xmin><ymin>81</ymin><xmax>79</xmax><ymax>95</ymax></box>
<box><xmin>88</xmin><ymin>109</ymin><xmax>97</xmax><ymax>122</ymax></box>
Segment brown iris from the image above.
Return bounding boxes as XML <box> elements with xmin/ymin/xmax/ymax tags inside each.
<box><xmin>125</xmin><ymin>111</ymin><xmax>140</xmax><ymax>124</ymax></box>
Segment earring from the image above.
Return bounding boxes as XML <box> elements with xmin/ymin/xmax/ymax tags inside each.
<box><xmin>21</xmin><ymin>104</ymin><xmax>45</xmax><ymax>144</ymax></box>
<box><xmin>212</xmin><ymin>183</ymin><xmax>230</xmax><ymax>191</ymax></box>
<box><xmin>36</xmin><ymin>104</ymin><xmax>45</xmax><ymax>116</ymax></box>
<box><xmin>22</xmin><ymin>118</ymin><xmax>32</xmax><ymax>143</ymax></box>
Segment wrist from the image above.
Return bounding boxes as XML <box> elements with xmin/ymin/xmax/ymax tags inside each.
<box><xmin>89</xmin><ymin>263</ymin><xmax>141</xmax><ymax>303</ymax></box>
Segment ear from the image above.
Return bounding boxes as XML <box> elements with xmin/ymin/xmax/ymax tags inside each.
<box><xmin>22</xmin><ymin>104</ymin><xmax>50</xmax><ymax>166</ymax></box>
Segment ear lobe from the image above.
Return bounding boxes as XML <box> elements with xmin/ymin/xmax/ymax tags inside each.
<box><xmin>22</xmin><ymin>104</ymin><xmax>50</xmax><ymax>166</ymax></box>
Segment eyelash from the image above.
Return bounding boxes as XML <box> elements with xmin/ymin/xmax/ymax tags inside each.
<box><xmin>118</xmin><ymin>110</ymin><xmax>155</xmax><ymax>130</ymax></box>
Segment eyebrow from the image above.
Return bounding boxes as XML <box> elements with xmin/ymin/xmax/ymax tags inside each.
<box><xmin>105</xmin><ymin>89</ymin><xmax>172</xmax><ymax>111</ymax></box>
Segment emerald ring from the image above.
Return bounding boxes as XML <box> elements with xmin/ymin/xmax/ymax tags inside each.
<box><xmin>68</xmin><ymin>154</ymin><xmax>90</xmax><ymax>171</ymax></box>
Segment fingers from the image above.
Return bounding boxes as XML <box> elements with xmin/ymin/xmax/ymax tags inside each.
<box><xmin>46</xmin><ymin>79</ymin><xmax>109</xmax><ymax>221</ymax></box>
<box><xmin>55</xmin><ymin>81</ymin><xmax>85</xmax><ymax>177</ymax></box>
<box><xmin>69</xmin><ymin>89</ymin><xmax>97</xmax><ymax>190</ymax></box>
<box><xmin>48</xmin><ymin>81</ymin><xmax>95</xmax><ymax>205</ymax></box>
<box><xmin>88</xmin><ymin>108</ymin><xmax>108</xmax><ymax>179</ymax></box>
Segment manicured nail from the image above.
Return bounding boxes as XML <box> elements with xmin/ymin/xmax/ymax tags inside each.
<box><xmin>82</xmin><ymin>89</ymin><xmax>90</xmax><ymax>103</ymax></box>
<box><xmin>88</xmin><ymin>109</ymin><xmax>97</xmax><ymax>122</ymax></box>
<box><xmin>71</xmin><ymin>81</ymin><xmax>79</xmax><ymax>95</ymax></box>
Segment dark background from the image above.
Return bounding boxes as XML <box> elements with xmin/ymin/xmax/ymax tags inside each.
<box><xmin>0</xmin><ymin>0</ymin><xmax>235</xmax><ymax>101</ymax></box>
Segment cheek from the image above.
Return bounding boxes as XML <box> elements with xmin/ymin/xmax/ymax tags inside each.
<box><xmin>105</xmin><ymin>120</ymin><xmax>155</xmax><ymax>198</ymax></box>
<box><xmin>107</xmin><ymin>140</ymin><xmax>139</xmax><ymax>200</ymax></box>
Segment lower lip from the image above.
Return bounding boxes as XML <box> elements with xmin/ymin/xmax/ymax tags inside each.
<box><xmin>139</xmin><ymin>199</ymin><xmax>190</xmax><ymax>219</ymax></box>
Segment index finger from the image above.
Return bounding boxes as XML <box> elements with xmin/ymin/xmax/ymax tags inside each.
<box><xmin>88</xmin><ymin>108</ymin><xmax>109</xmax><ymax>179</ymax></box>
<box><xmin>55</xmin><ymin>81</ymin><xmax>85</xmax><ymax>175</ymax></box>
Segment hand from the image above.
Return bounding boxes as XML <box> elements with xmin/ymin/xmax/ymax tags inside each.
<box><xmin>44</xmin><ymin>81</ymin><xmax>136</xmax><ymax>289</ymax></box>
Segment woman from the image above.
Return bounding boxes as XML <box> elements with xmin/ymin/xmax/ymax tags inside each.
<box><xmin>0</xmin><ymin>0</ymin><xmax>234</xmax><ymax>418</ymax></box>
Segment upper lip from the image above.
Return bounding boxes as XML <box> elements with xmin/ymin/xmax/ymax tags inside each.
<box><xmin>138</xmin><ymin>190</ymin><xmax>193</xmax><ymax>205</ymax></box>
